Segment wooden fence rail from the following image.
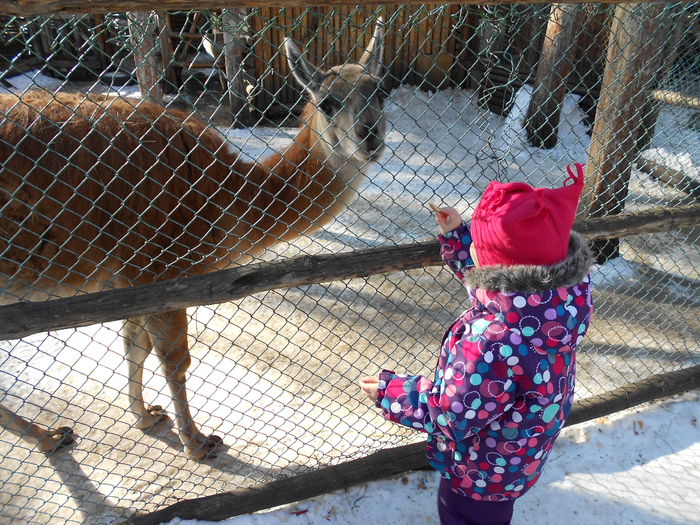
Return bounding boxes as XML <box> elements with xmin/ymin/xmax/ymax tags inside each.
<box><xmin>1</xmin><ymin>202</ymin><xmax>699</xmax><ymax>342</ymax></box>
<box><xmin>0</xmin><ymin>0</ymin><xmax>686</xmax><ymax>17</ymax></box>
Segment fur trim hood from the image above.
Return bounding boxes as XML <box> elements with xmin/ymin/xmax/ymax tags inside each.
<box><xmin>465</xmin><ymin>231</ymin><xmax>593</xmax><ymax>293</ymax></box>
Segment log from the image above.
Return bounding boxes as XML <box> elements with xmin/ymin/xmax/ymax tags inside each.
<box><xmin>127</xmin><ymin>11</ymin><xmax>164</xmax><ymax>105</ymax></box>
<box><xmin>525</xmin><ymin>3</ymin><xmax>583</xmax><ymax>149</ymax></box>
<box><xmin>118</xmin><ymin>363</ymin><xmax>700</xmax><ymax>525</ymax></box>
<box><xmin>579</xmin><ymin>2</ymin><xmax>666</xmax><ymax>262</ymax></box>
<box><xmin>572</xmin><ymin>202</ymin><xmax>700</xmax><ymax>239</ymax></box>
<box><xmin>650</xmin><ymin>89</ymin><xmax>700</xmax><ymax>110</ymax></box>
<box><xmin>156</xmin><ymin>11</ymin><xmax>180</xmax><ymax>93</ymax></box>
<box><xmin>0</xmin><ymin>0</ymin><xmax>687</xmax><ymax>18</ymax></box>
<box><xmin>0</xmin><ymin>241</ymin><xmax>440</xmax><ymax>340</ymax></box>
<box><xmin>567</xmin><ymin>363</ymin><xmax>700</xmax><ymax>426</ymax></box>
<box><xmin>636</xmin><ymin>158</ymin><xmax>700</xmax><ymax>201</ymax></box>
<box><xmin>581</xmin><ymin>2</ymin><xmax>667</xmax><ymax>216</ymax></box>
<box><xmin>2</xmin><ymin>203</ymin><xmax>700</xmax><ymax>341</ymax></box>
<box><xmin>120</xmin><ymin>438</ymin><xmax>431</xmax><ymax>524</ymax></box>
<box><xmin>223</xmin><ymin>8</ymin><xmax>254</xmax><ymax>128</ymax></box>
<box><xmin>517</xmin><ymin>3</ymin><xmax>549</xmax><ymax>79</ymax></box>
<box><xmin>636</xmin><ymin>8</ymin><xmax>686</xmax><ymax>153</ymax></box>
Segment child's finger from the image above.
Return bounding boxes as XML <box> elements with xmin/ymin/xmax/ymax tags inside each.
<box><xmin>429</xmin><ymin>203</ymin><xmax>449</xmax><ymax>222</ymax></box>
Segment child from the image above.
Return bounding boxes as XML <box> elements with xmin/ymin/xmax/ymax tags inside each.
<box><xmin>359</xmin><ymin>164</ymin><xmax>594</xmax><ymax>525</ymax></box>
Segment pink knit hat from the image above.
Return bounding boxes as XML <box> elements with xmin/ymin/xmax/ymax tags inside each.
<box><xmin>471</xmin><ymin>164</ymin><xmax>585</xmax><ymax>267</ymax></box>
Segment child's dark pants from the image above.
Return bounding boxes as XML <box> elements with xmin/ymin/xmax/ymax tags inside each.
<box><xmin>438</xmin><ymin>477</ymin><xmax>515</xmax><ymax>525</ymax></box>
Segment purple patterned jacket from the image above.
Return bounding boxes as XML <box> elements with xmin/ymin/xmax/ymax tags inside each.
<box><xmin>376</xmin><ymin>222</ymin><xmax>593</xmax><ymax>501</ymax></box>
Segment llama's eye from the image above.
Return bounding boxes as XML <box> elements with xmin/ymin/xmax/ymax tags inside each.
<box><xmin>319</xmin><ymin>98</ymin><xmax>338</xmax><ymax>117</ymax></box>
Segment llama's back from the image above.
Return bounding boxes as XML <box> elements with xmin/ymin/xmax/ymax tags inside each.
<box><xmin>0</xmin><ymin>91</ymin><xmax>254</xmax><ymax>303</ymax></box>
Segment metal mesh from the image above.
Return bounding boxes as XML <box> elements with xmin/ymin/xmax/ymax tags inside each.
<box><xmin>0</xmin><ymin>4</ymin><xmax>699</xmax><ymax>524</ymax></box>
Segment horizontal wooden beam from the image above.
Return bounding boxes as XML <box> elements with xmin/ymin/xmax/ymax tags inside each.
<box><xmin>572</xmin><ymin>201</ymin><xmax>700</xmax><ymax>239</ymax></box>
<box><xmin>636</xmin><ymin>158</ymin><xmax>700</xmax><ymax>201</ymax></box>
<box><xmin>0</xmin><ymin>0</ymin><xmax>685</xmax><ymax>17</ymax></box>
<box><xmin>120</xmin><ymin>433</ymin><xmax>431</xmax><ymax>525</ymax></box>
<box><xmin>651</xmin><ymin>89</ymin><xmax>700</xmax><ymax>110</ymax></box>
<box><xmin>0</xmin><ymin>240</ymin><xmax>439</xmax><ymax>340</ymax></box>
<box><xmin>1</xmin><ymin>202</ymin><xmax>699</xmax><ymax>341</ymax></box>
<box><xmin>118</xmin><ymin>363</ymin><xmax>700</xmax><ymax>525</ymax></box>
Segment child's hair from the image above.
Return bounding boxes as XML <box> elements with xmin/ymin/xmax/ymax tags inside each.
<box><xmin>470</xmin><ymin>164</ymin><xmax>585</xmax><ymax>267</ymax></box>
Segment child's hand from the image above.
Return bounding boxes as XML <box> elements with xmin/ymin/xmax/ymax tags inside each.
<box><xmin>358</xmin><ymin>376</ymin><xmax>379</xmax><ymax>403</ymax></box>
<box><xmin>432</xmin><ymin>205</ymin><xmax>462</xmax><ymax>234</ymax></box>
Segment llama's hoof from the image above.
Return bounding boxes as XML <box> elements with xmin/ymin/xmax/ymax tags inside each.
<box><xmin>146</xmin><ymin>405</ymin><xmax>167</xmax><ymax>420</ymax></box>
<box><xmin>134</xmin><ymin>405</ymin><xmax>168</xmax><ymax>430</ymax></box>
<box><xmin>39</xmin><ymin>426</ymin><xmax>75</xmax><ymax>453</ymax></box>
<box><xmin>188</xmin><ymin>433</ymin><xmax>223</xmax><ymax>460</ymax></box>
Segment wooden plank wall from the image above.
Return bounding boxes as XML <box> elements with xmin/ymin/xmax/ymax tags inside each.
<box><xmin>1</xmin><ymin>6</ymin><xmax>611</xmax><ymax>117</ymax></box>
<box><xmin>247</xmin><ymin>5</ymin><xmax>478</xmax><ymax>112</ymax></box>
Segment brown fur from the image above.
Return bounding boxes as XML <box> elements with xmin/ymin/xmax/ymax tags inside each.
<box><xmin>0</xmin><ymin>92</ymin><xmax>340</xmax><ymax>293</ymax></box>
<box><xmin>0</xmin><ymin>21</ymin><xmax>386</xmax><ymax>458</ymax></box>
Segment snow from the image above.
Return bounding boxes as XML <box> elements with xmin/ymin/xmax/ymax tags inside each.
<box><xmin>167</xmin><ymin>391</ymin><xmax>700</xmax><ymax>525</ymax></box>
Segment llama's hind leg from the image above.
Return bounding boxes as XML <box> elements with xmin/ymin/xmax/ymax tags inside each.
<box><xmin>0</xmin><ymin>403</ymin><xmax>74</xmax><ymax>453</ymax></box>
<box><xmin>147</xmin><ymin>310</ymin><xmax>222</xmax><ymax>459</ymax></box>
<box><xmin>122</xmin><ymin>318</ymin><xmax>168</xmax><ymax>429</ymax></box>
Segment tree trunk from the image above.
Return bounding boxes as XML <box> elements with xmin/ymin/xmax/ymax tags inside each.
<box><xmin>223</xmin><ymin>8</ymin><xmax>254</xmax><ymax>128</ymax></box>
<box><xmin>519</xmin><ymin>4</ymin><xmax>549</xmax><ymax>80</ymax></box>
<box><xmin>156</xmin><ymin>11</ymin><xmax>180</xmax><ymax>94</ymax></box>
<box><xmin>636</xmin><ymin>6</ymin><xmax>687</xmax><ymax>153</ymax></box>
<box><xmin>128</xmin><ymin>11</ymin><xmax>164</xmax><ymax>105</ymax></box>
<box><xmin>578</xmin><ymin>3</ymin><xmax>666</xmax><ymax>262</ymax></box>
<box><xmin>525</xmin><ymin>3</ymin><xmax>583</xmax><ymax>149</ymax></box>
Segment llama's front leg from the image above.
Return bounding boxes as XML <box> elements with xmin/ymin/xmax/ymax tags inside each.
<box><xmin>0</xmin><ymin>403</ymin><xmax>74</xmax><ymax>453</ymax></box>
<box><xmin>122</xmin><ymin>318</ymin><xmax>168</xmax><ymax>429</ymax></box>
<box><xmin>147</xmin><ymin>311</ymin><xmax>222</xmax><ymax>459</ymax></box>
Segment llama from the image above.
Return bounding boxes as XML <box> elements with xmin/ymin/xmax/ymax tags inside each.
<box><xmin>0</xmin><ymin>20</ymin><xmax>386</xmax><ymax>459</ymax></box>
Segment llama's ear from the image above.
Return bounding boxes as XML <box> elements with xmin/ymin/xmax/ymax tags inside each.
<box><xmin>285</xmin><ymin>38</ymin><xmax>326</xmax><ymax>102</ymax></box>
<box><xmin>359</xmin><ymin>18</ymin><xmax>384</xmax><ymax>78</ymax></box>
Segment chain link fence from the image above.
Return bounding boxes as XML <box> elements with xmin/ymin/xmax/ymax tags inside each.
<box><xmin>1</xmin><ymin>3</ymin><xmax>699</xmax><ymax>524</ymax></box>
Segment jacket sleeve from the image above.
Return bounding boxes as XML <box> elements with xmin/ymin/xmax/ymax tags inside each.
<box><xmin>375</xmin><ymin>370</ymin><xmax>435</xmax><ymax>433</ymax></box>
<box><xmin>376</xmin><ymin>334</ymin><xmax>519</xmax><ymax>442</ymax></box>
<box><xmin>438</xmin><ymin>222</ymin><xmax>474</xmax><ymax>284</ymax></box>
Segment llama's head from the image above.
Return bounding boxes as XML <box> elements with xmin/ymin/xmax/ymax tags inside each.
<box><xmin>285</xmin><ymin>19</ymin><xmax>387</xmax><ymax>170</ymax></box>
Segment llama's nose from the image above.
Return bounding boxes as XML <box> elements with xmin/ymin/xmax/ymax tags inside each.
<box><xmin>360</xmin><ymin>124</ymin><xmax>383</xmax><ymax>153</ymax></box>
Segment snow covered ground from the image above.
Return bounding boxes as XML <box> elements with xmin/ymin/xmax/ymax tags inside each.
<box><xmin>166</xmin><ymin>391</ymin><xmax>700</xmax><ymax>525</ymax></box>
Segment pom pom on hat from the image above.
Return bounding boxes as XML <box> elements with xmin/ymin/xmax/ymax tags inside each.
<box><xmin>471</xmin><ymin>164</ymin><xmax>585</xmax><ymax>267</ymax></box>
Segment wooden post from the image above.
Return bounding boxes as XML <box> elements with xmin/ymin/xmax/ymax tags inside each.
<box><xmin>223</xmin><ymin>8</ymin><xmax>253</xmax><ymax>128</ymax></box>
<box><xmin>579</xmin><ymin>2</ymin><xmax>666</xmax><ymax>262</ymax></box>
<box><xmin>156</xmin><ymin>11</ymin><xmax>180</xmax><ymax>94</ymax></box>
<box><xmin>636</xmin><ymin>6</ymin><xmax>686</xmax><ymax>153</ymax></box>
<box><xmin>128</xmin><ymin>11</ymin><xmax>164</xmax><ymax>105</ymax></box>
<box><xmin>525</xmin><ymin>3</ymin><xmax>583</xmax><ymax>149</ymax></box>
<box><xmin>518</xmin><ymin>4</ymin><xmax>549</xmax><ymax>81</ymax></box>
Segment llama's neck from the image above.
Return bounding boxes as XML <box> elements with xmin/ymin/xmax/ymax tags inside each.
<box><xmin>205</xmin><ymin>104</ymin><xmax>374</xmax><ymax>268</ymax></box>
<box><xmin>250</xmin><ymin>109</ymin><xmax>368</xmax><ymax>236</ymax></box>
